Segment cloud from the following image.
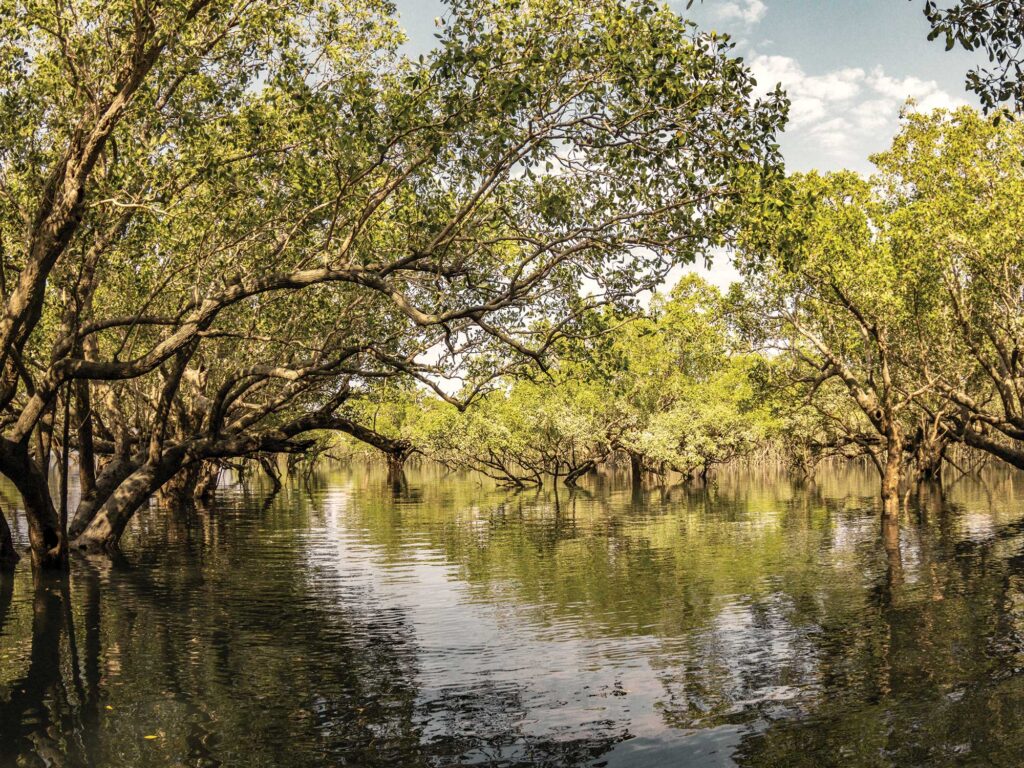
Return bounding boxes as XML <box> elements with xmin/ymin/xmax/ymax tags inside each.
<box><xmin>749</xmin><ymin>55</ymin><xmax>967</xmax><ymax>168</ymax></box>
<box><xmin>717</xmin><ymin>0</ymin><xmax>767</xmax><ymax>25</ymax></box>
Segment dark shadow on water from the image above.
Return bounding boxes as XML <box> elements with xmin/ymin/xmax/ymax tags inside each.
<box><xmin>0</xmin><ymin>566</ymin><xmax>13</xmax><ymax>636</ymax></box>
<box><xmin>0</xmin><ymin>574</ymin><xmax>87</xmax><ymax>768</ymax></box>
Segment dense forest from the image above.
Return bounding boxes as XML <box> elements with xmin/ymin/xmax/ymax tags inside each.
<box><xmin>0</xmin><ymin>0</ymin><xmax>1021</xmax><ymax>574</ymax></box>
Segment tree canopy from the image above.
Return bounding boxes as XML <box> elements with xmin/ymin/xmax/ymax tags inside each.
<box><xmin>918</xmin><ymin>0</ymin><xmax>1024</xmax><ymax>112</ymax></box>
<box><xmin>0</xmin><ymin>0</ymin><xmax>786</xmax><ymax>567</ymax></box>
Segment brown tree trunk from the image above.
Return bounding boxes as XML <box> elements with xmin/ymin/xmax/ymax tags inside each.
<box><xmin>159</xmin><ymin>464</ymin><xmax>202</xmax><ymax>508</ymax></box>
<box><xmin>69</xmin><ymin>454</ymin><xmax>137</xmax><ymax>539</ymax></box>
<box><xmin>0</xmin><ymin>505</ymin><xmax>18</xmax><ymax>570</ymax></box>
<box><xmin>915</xmin><ymin>437</ymin><xmax>946</xmax><ymax>483</ymax></box>
<box><xmin>880</xmin><ymin>425</ymin><xmax>903</xmax><ymax>521</ymax></box>
<box><xmin>194</xmin><ymin>461</ymin><xmax>220</xmax><ymax>502</ymax></box>
<box><xmin>75</xmin><ymin>379</ymin><xmax>97</xmax><ymax>501</ymax></box>
<box><xmin>260</xmin><ymin>454</ymin><xmax>282</xmax><ymax>492</ymax></box>
<box><xmin>629</xmin><ymin>452</ymin><xmax>643</xmax><ymax>488</ymax></box>
<box><xmin>74</xmin><ymin>454</ymin><xmax>183</xmax><ymax>553</ymax></box>
<box><xmin>386</xmin><ymin>449</ymin><xmax>409</xmax><ymax>489</ymax></box>
<box><xmin>3</xmin><ymin>448</ymin><xmax>67</xmax><ymax>571</ymax></box>
<box><xmin>564</xmin><ymin>460</ymin><xmax>596</xmax><ymax>488</ymax></box>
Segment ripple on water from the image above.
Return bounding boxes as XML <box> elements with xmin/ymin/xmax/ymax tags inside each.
<box><xmin>3</xmin><ymin>464</ymin><xmax>1024</xmax><ymax>767</ymax></box>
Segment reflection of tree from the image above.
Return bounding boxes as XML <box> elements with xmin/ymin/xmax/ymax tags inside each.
<box><xmin>342</xmin><ymin>463</ymin><xmax>1024</xmax><ymax>765</ymax></box>
<box><xmin>7</xmin><ymin>463</ymin><xmax>1024</xmax><ymax>766</ymax></box>
<box><xmin>732</xmin><ymin>493</ymin><xmax>1024</xmax><ymax>767</ymax></box>
<box><xmin>1</xmin><ymin>485</ymin><xmax>432</xmax><ymax>767</ymax></box>
<box><xmin>1</xmin><ymin>485</ymin><xmax>631</xmax><ymax>768</ymax></box>
<box><xmin>345</xmin><ymin>465</ymin><xmax>872</xmax><ymax>643</ymax></box>
<box><xmin>0</xmin><ymin>575</ymin><xmax>88</xmax><ymax>768</ymax></box>
<box><xmin>0</xmin><ymin>567</ymin><xmax>12</xmax><ymax>636</ymax></box>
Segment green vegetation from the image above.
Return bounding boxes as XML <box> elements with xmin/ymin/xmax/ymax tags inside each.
<box><xmin>356</xmin><ymin>274</ymin><xmax>772</xmax><ymax>488</ymax></box>
<box><xmin>0</xmin><ymin>0</ymin><xmax>1022</xmax><ymax>574</ymax></box>
<box><xmin>346</xmin><ymin>107</ymin><xmax>1024</xmax><ymax>531</ymax></box>
<box><xmin>0</xmin><ymin>0</ymin><xmax>784</xmax><ymax>568</ymax></box>
<box><xmin>919</xmin><ymin>0</ymin><xmax>1024</xmax><ymax>112</ymax></box>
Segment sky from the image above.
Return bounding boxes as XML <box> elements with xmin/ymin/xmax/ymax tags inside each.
<box><xmin>391</xmin><ymin>0</ymin><xmax>985</xmax><ymax>287</ymax></box>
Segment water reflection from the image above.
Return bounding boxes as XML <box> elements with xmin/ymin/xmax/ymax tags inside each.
<box><xmin>2</xmin><ymin>463</ymin><xmax>1024</xmax><ymax>766</ymax></box>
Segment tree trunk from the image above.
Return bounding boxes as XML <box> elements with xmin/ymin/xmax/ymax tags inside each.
<box><xmin>880</xmin><ymin>426</ymin><xmax>903</xmax><ymax>521</ymax></box>
<box><xmin>73</xmin><ymin>456</ymin><xmax>182</xmax><ymax>553</ymax></box>
<box><xmin>194</xmin><ymin>461</ymin><xmax>220</xmax><ymax>502</ymax></box>
<box><xmin>565</xmin><ymin>460</ymin><xmax>595</xmax><ymax>487</ymax></box>
<box><xmin>629</xmin><ymin>452</ymin><xmax>643</xmax><ymax>488</ymax></box>
<box><xmin>789</xmin><ymin>445</ymin><xmax>815</xmax><ymax>485</ymax></box>
<box><xmin>3</xmin><ymin>449</ymin><xmax>67</xmax><ymax>571</ymax></box>
<box><xmin>915</xmin><ymin>439</ymin><xmax>946</xmax><ymax>483</ymax></box>
<box><xmin>386</xmin><ymin>450</ymin><xmax>409</xmax><ymax>489</ymax></box>
<box><xmin>0</xmin><ymin>505</ymin><xmax>18</xmax><ymax>569</ymax></box>
<box><xmin>159</xmin><ymin>464</ymin><xmax>202</xmax><ymax>508</ymax></box>
<box><xmin>75</xmin><ymin>379</ymin><xmax>97</xmax><ymax>501</ymax></box>
<box><xmin>69</xmin><ymin>454</ymin><xmax>137</xmax><ymax>539</ymax></box>
<box><xmin>260</xmin><ymin>454</ymin><xmax>282</xmax><ymax>492</ymax></box>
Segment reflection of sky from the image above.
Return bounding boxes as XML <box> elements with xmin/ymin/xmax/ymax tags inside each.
<box><xmin>9</xmin><ymin>462</ymin><xmax>1024</xmax><ymax>765</ymax></box>
<box><xmin>301</xmin><ymin>467</ymin><xmax>909</xmax><ymax>764</ymax></box>
<box><xmin>289</xmin><ymin>462</ymin><xmax>1024</xmax><ymax>765</ymax></box>
<box><xmin>314</xmin><ymin>487</ymin><xmax>664</xmax><ymax>756</ymax></box>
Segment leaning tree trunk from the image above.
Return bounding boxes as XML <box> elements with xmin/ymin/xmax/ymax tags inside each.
<box><xmin>69</xmin><ymin>455</ymin><xmax>138</xmax><ymax>539</ymax></box>
<box><xmin>564</xmin><ymin>460</ymin><xmax>596</xmax><ymax>488</ymax></box>
<box><xmin>73</xmin><ymin>455</ymin><xmax>183</xmax><ymax>553</ymax></box>
<box><xmin>4</xmin><ymin>449</ymin><xmax>67</xmax><ymax>571</ymax></box>
<box><xmin>259</xmin><ymin>455</ymin><xmax>282</xmax><ymax>493</ymax></box>
<box><xmin>0</xmin><ymin>505</ymin><xmax>18</xmax><ymax>569</ymax></box>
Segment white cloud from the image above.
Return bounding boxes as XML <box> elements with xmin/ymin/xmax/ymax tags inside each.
<box><xmin>749</xmin><ymin>55</ymin><xmax>967</xmax><ymax>169</ymax></box>
<box><xmin>716</xmin><ymin>0</ymin><xmax>767</xmax><ymax>26</ymax></box>
<box><xmin>866</xmin><ymin>69</ymin><xmax>963</xmax><ymax>113</ymax></box>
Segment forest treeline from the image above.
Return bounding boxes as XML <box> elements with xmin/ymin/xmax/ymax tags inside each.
<box><xmin>0</xmin><ymin>0</ymin><xmax>1018</xmax><ymax>571</ymax></box>
<box><xmin>345</xmin><ymin>108</ymin><xmax>1024</xmax><ymax>513</ymax></box>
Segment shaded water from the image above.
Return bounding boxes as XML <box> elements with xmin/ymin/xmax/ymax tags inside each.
<box><xmin>3</xmin><ymin>463</ymin><xmax>1024</xmax><ymax>766</ymax></box>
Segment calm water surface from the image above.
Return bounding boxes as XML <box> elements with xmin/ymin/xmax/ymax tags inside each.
<box><xmin>3</xmin><ymin>463</ymin><xmax>1024</xmax><ymax>767</ymax></box>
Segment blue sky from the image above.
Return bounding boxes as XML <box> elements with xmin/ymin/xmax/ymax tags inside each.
<box><xmin>391</xmin><ymin>0</ymin><xmax>983</xmax><ymax>287</ymax></box>
<box><xmin>393</xmin><ymin>0</ymin><xmax>982</xmax><ymax>174</ymax></box>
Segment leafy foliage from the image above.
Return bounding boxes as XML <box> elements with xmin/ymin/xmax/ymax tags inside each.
<box><xmin>0</xmin><ymin>0</ymin><xmax>787</xmax><ymax>561</ymax></box>
<box><xmin>919</xmin><ymin>0</ymin><xmax>1024</xmax><ymax>113</ymax></box>
<box><xmin>396</xmin><ymin>276</ymin><xmax>772</xmax><ymax>486</ymax></box>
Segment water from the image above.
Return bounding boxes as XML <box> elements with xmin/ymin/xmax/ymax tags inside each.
<box><xmin>2</xmin><ymin>462</ymin><xmax>1024</xmax><ymax>767</ymax></box>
